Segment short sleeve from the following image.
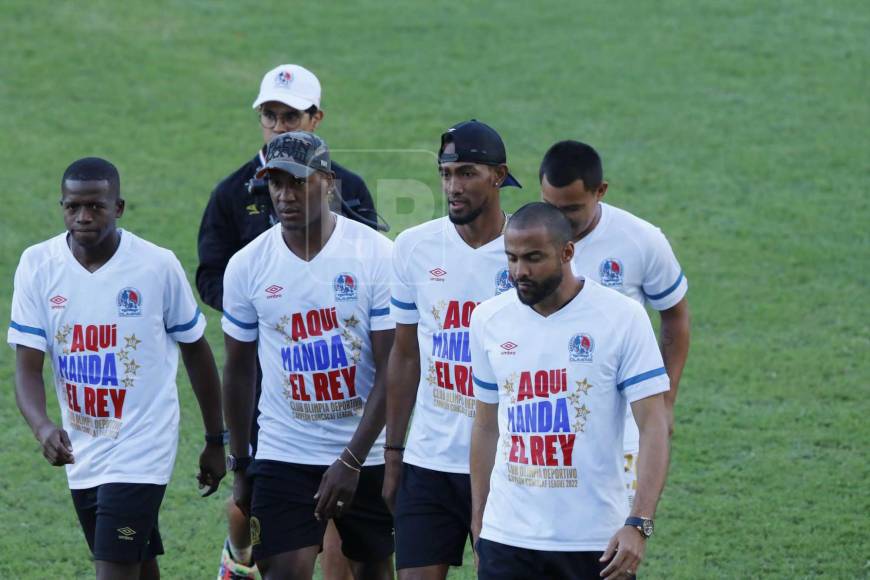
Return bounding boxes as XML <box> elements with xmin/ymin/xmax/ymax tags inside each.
<box><xmin>616</xmin><ymin>305</ymin><xmax>670</xmax><ymax>403</ymax></box>
<box><xmin>390</xmin><ymin>234</ymin><xmax>420</xmax><ymax>324</ymax></box>
<box><xmin>7</xmin><ymin>252</ymin><xmax>48</xmax><ymax>352</ymax></box>
<box><xmin>470</xmin><ymin>308</ymin><xmax>499</xmax><ymax>404</ymax></box>
<box><xmin>221</xmin><ymin>254</ymin><xmax>258</xmax><ymax>342</ymax></box>
<box><xmin>163</xmin><ymin>254</ymin><xmax>206</xmax><ymax>344</ymax></box>
<box><xmin>641</xmin><ymin>228</ymin><xmax>688</xmax><ymax>311</ymax></box>
<box><xmin>369</xmin><ymin>236</ymin><xmax>396</xmax><ymax>332</ymax></box>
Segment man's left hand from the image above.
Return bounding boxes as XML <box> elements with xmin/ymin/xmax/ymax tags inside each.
<box><xmin>314</xmin><ymin>459</ymin><xmax>360</xmax><ymax>521</ymax></box>
<box><xmin>599</xmin><ymin>525</ymin><xmax>646</xmax><ymax>578</ymax></box>
<box><xmin>197</xmin><ymin>444</ymin><xmax>226</xmax><ymax>497</ymax></box>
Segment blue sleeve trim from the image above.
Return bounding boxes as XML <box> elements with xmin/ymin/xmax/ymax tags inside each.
<box><xmin>390</xmin><ymin>297</ymin><xmax>417</xmax><ymax>311</ymax></box>
<box><xmin>644</xmin><ymin>272</ymin><xmax>684</xmax><ymax>301</ymax></box>
<box><xmin>9</xmin><ymin>321</ymin><xmax>47</xmax><ymax>338</ymax></box>
<box><xmin>617</xmin><ymin>367</ymin><xmax>667</xmax><ymax>392</ymax></box>
<box><xmin>223</xmin><ymin>311</ymin><xmax>258</xmax><ymax>330</ymax></box>
<box><xmin>166</xmin><ymin>308</ymin><xmax>202</xmax><ymax>333</ymax></box>
<box><xmin>370</xmin><ymin>307</ymin><xmax>390</xmax><ymax>317</ymax></box>
<box><xmin>473</xmin><ymin>375</ymin><xmax>498</xmax><ymax>391</ymax></box>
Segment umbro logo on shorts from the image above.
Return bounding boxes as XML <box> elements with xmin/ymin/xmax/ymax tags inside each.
<box><xmin>116</xmin><ymin>527</ymin><xmax>136</xmax><ymax>541</ymax></box>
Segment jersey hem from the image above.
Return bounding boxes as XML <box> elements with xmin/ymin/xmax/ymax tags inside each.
<box><xmin>402</xmin><ymin>454</ymin><xmax>469</xmax><ymax>475</ymax></box>
<box><xmin>67</xmin><ymin>474</ymin><xmax>172</xmax><ymax>489</ymax></box>
<box><xmin>480</xmin><ymin>529</ymin><xmax>608</xmax><ymax>552</ymax></box>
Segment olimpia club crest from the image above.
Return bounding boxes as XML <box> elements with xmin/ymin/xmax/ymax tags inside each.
<box><xmin>117</xmin><ymin>287</ymin><xmax>142</xmax><ymax>317</ymax></box>
<box><xmin>569</xmin><ymin>333</ymin><xmax>594</xmax><ymax>363</ymax></box>
<box><xmin>599</xmin><ymin>258</ymin><xmax>623</xmax><ymax>288</ymax></box>
<box><xmin>495</xmin><ymin>268</ymin><xmax>513</xmax><ymax>295</ymax></box>
<box><xmin>333</xmin><ymin>273</ymin><xmax>358</xmax><ymax>302</ymax></box>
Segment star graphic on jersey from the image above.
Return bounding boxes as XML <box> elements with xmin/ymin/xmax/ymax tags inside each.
<box><xmin>124</xmin><ymin>359</ymin><xmax>140</xmax><ymax>376</ymax></box>
<box><xmin>117</xmin><ymin>349</ymin><xmax>129</xmax><ymax>361</ymax></box>
<box><xmin>351</xmin><ymin>350</ymin><xmax>362</xmax><ymax>364</ymax></box>
<box><xmin>575</xmin><ymin>404</ymin><xmax>590</xmax><ymax>421</ymax></box>
<box><xmin>340</xmin><ymin>328</ymin><xmax>353</xmax><ymax>341</ymax></box>
<box><xmin>431</xmin><ymin>300</ymin><xmax>447</xmax><ymax>329</ymax></box>
<box><xmin>426</xmin><ymin>361</ymin><xmax>438</xmax><ymax>386</ymax></box>
<box><xmin>62</xmin><ymin>347</ymin><xmax>69</xmax><ymax>355</ymax></box>
<box><xmin>575</xmin><ymin>379</ymin><xmax>593</xmax><ymax>395</ymax></box>
<box><xmin>55</xmin><ymin>325</ymin><xmax>71</xmax><ymax>345</ymax></box>
<box><xmin>343</xmin><ymin>314</ymin><xmax>359</xmax><ymax>328</ymax></box>
<box><xmin>567</xmin><ymin>391</ymin><xmax>581</xmax><ymax>405</ymax></box>
<box><xmin>573</xmin><ymin>418</ymin><xmax>587</xmax><ymax>433</ymax></box>
<box><xmin>124</xmin><ymin>334</ymin><xmax>141</xmax><ymax>350</ymax></box>
<box><xmin>121</xmin><ymin>376</ymin><xmax>135</xmax><ymax>388</ymax></box>
<box><xmin>350</xmin><ymin>337</ymin><xmax>363</xmax><ymax>351</ymax></box>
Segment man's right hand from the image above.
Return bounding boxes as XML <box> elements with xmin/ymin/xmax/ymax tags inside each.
<box><xmin>37</xmin><ymin>424</ymin><xmax>74</xmax><ymax>466</ymax></box>
<box><xmin>233</xmin><ymin>472</ymin><xmax>253</xmax><ymax>517</ymax></box>
<box><xmin>381</xmin><ymin>451</ymin><xmax>403</xmax><ymax>514</ymax></box>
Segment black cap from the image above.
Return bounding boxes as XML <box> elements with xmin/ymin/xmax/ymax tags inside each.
<box><xmin>438</xmin><ymin>120</ymin><xmax>522</xmax><ymax>188</ymax></box>
<box><xmin>255</xmin><ymin>131</ymin><xmax>332</xmax><ymax>179</ymax></box>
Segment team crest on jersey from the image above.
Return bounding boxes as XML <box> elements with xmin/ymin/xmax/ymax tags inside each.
<box><xmin>495</xmin><ymin>268</ymin><xmax>513</xmax><ymax>295</ymax></box>
<box><xmin>599</xmin><ymin>258</ymin><xmax>624</xmax><ymax>288</ymax></box>
<box><xmin>334</xmin><ymin>273</ymin><xmax>358</xmax><ymax>302</ymax></box>
<box><xmin>274</xmin><ymin>70</ymin><xmax>293</xmax><ymax>88</ymax></box>
<box><xmin>569</xmin><ymin>333</ymin><xmax>594</xmax><ymax>362</ymax></box>
<box><xmin>117</xmin><ymin>287</ymin><xmax>143</xmax><ymax>317</ymax></box>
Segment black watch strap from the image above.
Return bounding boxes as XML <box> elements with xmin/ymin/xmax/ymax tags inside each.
<box><xmin>625</xmin><ymin>516</ymin><xmax>653</xmax><ymax>538</ymax></box>
<box><xmin>227</xmin><ymin>455</ymin><xmax>253</xmax><ymax>472</ymax></box>
<box><xmin>205</xmin><ymin>430</ymin><xmax>229</xmax><ymax>446</ymax></box>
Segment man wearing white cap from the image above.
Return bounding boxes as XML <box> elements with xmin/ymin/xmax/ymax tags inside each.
<box><xmin>200</xmin><ymin>64</ymin><xmax>370</xmax><ymax>580</ymax></box>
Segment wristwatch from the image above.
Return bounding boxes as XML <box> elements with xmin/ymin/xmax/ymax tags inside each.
<box><xmin>625</xmin><ymin>516</ymin><xmax>654</xmax><ymax>538</ymax></box>
<box><xmin>205</xmin><ymin>430</ymin><xmax>229</xmax><ymax>446</ymax></box>
<box><xmin>226</xmin><ymin>454</ymin><xmax>253</xmax><ymax>473</ymax></box>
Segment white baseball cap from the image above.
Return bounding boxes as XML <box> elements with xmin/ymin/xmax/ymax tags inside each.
<box><xmin>252</xmin><ymin>64</ymin><xmax>321</xmax><ymax>111</ymax></box>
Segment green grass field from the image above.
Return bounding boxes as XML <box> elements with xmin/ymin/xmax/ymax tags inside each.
<box><xmin>1</xmin><ymin>0</ymin><xmax>868</xmax><ymax>577</ymax></box>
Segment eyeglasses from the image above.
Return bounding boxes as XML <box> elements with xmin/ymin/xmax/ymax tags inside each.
<box><xmin>258</xmin><ymin>107</ymin><xmax>311</xmax><ymax>130</ymax></box>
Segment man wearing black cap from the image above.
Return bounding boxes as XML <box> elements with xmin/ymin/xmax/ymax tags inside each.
<box><xmin>382</xmin><ymin>120</ymin><xmax>521</xmax><ymax>579</ymax></box>
<box><xmin>202</xmin><ymin>64</ymin><xmax>371</xmax><ymax>579</ymax></box>
<box><xmin>222</xmin><ymin>131</ymin><xmax>395</xmax><ymax>579</ymax></box>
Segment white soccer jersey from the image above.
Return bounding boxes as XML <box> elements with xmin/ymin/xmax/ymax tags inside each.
<box><xmin>390</xmin><ymin>216</ymin><xmax>512</xmax><ymax>474</ymax></box>
<box><xmin>570</xmin><ymin>202</ymin><xmax>686</xmax><ymax>454</ymax></box>
<box><xmin>7</xmin><ymin>230</ymin><xmax>206</xmax><ymax>489</ymax></box>
<box><xmin>222</xmin><ymin>216</ymin><xmax>393</xmax><ymax>466</ymax></box>
<box><xmin>471</xmin><ymin>281</ymin><xmax>669</xmax><ymax>551</ymax></box>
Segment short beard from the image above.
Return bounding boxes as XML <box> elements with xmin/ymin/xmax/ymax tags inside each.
<box><xmin>515</xmin><ymin>271</ymin><xmax>563</xmax><ymax>306</ymax></box>
<box><xmin>448</xmin><ymin>203</ymin><xmax>485</xmax><ymax>226</ymax></box>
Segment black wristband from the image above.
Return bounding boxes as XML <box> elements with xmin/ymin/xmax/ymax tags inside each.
<box><xmin>205</xmin><ymin>430</ymin><xmax>229</xmax><ymax>446</ymax></box>
<box><xmin>383</xmin><ymin>444</ymin><xmax>405</xmax><ymax>452</ymax></box>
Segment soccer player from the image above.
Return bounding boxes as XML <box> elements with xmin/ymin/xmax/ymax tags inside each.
<box><xmin>198</xmin><ymin>63</ymin><xmax>370</xmax><ymax>580</ymax></box>
<box><xmin>221</xmin><ymin>132</ymin><xmax>395</xmax><ymax>580</ymax></box>
<box><xmin>469</xmin><ymin>202</ymin><xmax>671</xmax><ymax>580</ymax></box>
<box><xmin>383</xmin><ymin>120</ymin><xmax>521</xmax><ymax>579</ymax></box>
<box><xmin>540</xmin><ymin>140</ymin><xmax>690</xmax><ymax>504</ymax></box>
<box><xmin>9</xmin><ymin>157</ymin><xmax>226</xmax><ymax>580</ymax></box>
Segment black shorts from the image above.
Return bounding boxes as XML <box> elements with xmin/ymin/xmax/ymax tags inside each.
<box><xmin>71</xmin><ymin>483</ymin><xmax>166</xmax><ymax>563</ymax></box>
<box><xmin>393</xmin><ymin>463</ymin><xmax>471</xmax><ymax>569</ymax></box>
<box><xmin>249</xmin><ymin>460</ymin><xmax>394</xmax><ymax>563</ymax></box>
<box><xmin>477</xmin><ymin>538</ymin><xmax>634</xmax><ymax>580</ymax></box>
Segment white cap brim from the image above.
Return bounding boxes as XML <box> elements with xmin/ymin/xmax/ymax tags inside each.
<box><xmin>252</xmin><ymin>92</ymin><xmax>316</xmax><ymax>111</ymax></box>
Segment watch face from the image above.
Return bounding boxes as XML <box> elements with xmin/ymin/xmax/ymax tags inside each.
<box><xmin>642</xmin><ymin>519</ymin><xmax>654</xmax><ymax>537</ymax></box>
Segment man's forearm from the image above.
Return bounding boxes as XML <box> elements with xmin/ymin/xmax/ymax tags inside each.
<box><xmin>470</xmin><ymin>404</ymin><xmax>499</xmax><ymax>534</ymax></box>
<box><xmin>180</xmin><ymin>338</ymin><xmax>225</xmax><ymax>435</ymax></box>
<box><xmin>385</xmin><ymin>350</ymin><xmax>420</xmax><ymax>448</ymax></box>
<box><xmin>15</xmin><ymin>348</ymin><xmax>53</xmax><ymax>439</ymax></box>
<box><xmin>223</xmin><ymin>356</ymin><xmax>256</xmax><ymax>458</ymax></box>
<box><xmin>631</xmin><ymin>403</ymin><xmax>670</xmax><ymax>519</ymax></box>
<box><xmin>659</xmin><ymin>299</ymin><xmax>690</xmax><ymax>407</ymax></box>
<box><xmin>346</xmin><ymin>376</ymin><xmax>388</xmax><ymax>463</ymax></box>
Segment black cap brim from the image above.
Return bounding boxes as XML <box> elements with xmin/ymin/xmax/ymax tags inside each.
<box><xmin>255</xmin><ymin>160</ymin><xmax>316</xmax><ymax>179</ymax></box>
<box><xmin>502</xmin><ymin>173</ymin><xmax>522</xmax><ymax>188</ymax></box>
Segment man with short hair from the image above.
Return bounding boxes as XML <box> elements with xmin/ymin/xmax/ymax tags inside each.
<box><xmin>382</xmin><ymin>120</ymin><xmax>521</xmax><ymax>579</ymax></box>
<box><xmin>469</xmin><ymin>202</ymin><xmax>671</xmax><ymax>580</ymax></box>
<box><xmin>222</xmin><ymin>132</ymin><xmax>395</xmax><ymax>580</ymax></box>
<box><xmin>10</xmin><ymin>157</ymin><xmax>226</xmax><ymax>580</ymax></box>
<box><xmin>540</xmin><ymin>140</ymin><xmax>690</xmax><ymax>504</ymax></box>
<box><xmin>199</xmin><ymin>64</ymin><xmax>372</xmax><ymax>579</ymax></box>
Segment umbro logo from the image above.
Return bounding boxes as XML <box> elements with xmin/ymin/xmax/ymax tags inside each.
<box><xmin>265</xmin><ymin>285</ymin><xmax>283</xmax><ymax>299</ymax></box>
<box><xmin>50</xmin><ymin>295</ymin><xmax>67</xmax><ymax>309</ymax></box>
<box><xmin>429</xmin><ymin>268</ymin><xmax>447</xmax><ymax>281</ymax></box>
<box><xmin>117</xmin><ymin>527</ymin><xmax>136</xmax><ymax>541</ymax></box>
<box><xmin>500</xmin><ymin>341</ymin><xmax>518</xmax><ymax>355</ymax></box>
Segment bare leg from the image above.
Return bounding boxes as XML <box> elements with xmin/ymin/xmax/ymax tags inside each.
<box><xmin>349</xmin><ymin>556</ymin><xmax>396</xmax><ymax>580</ymax></box>
<box><xmin>397</xmin><ymin>565</ymin><xmax>449</xmax><ymax>580</ymax></box>
<box><xmin>320</xmin><ymin>520</ymin><xmax>353</xmax><ymax>580</ymax></box>
<box><xmin>258</xmin><ymin>545</ymin><xmax>320</xmax><ymax>580</ymax></box>
<box><xmin>95</xmin><ymin>560</ymin><xmax>142</xmax><ymax>580</ymax></box>
<box><xmin>227</xmin><ymin>496</ymin><xmax>253</xmax><ymax>564</ymax></box>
